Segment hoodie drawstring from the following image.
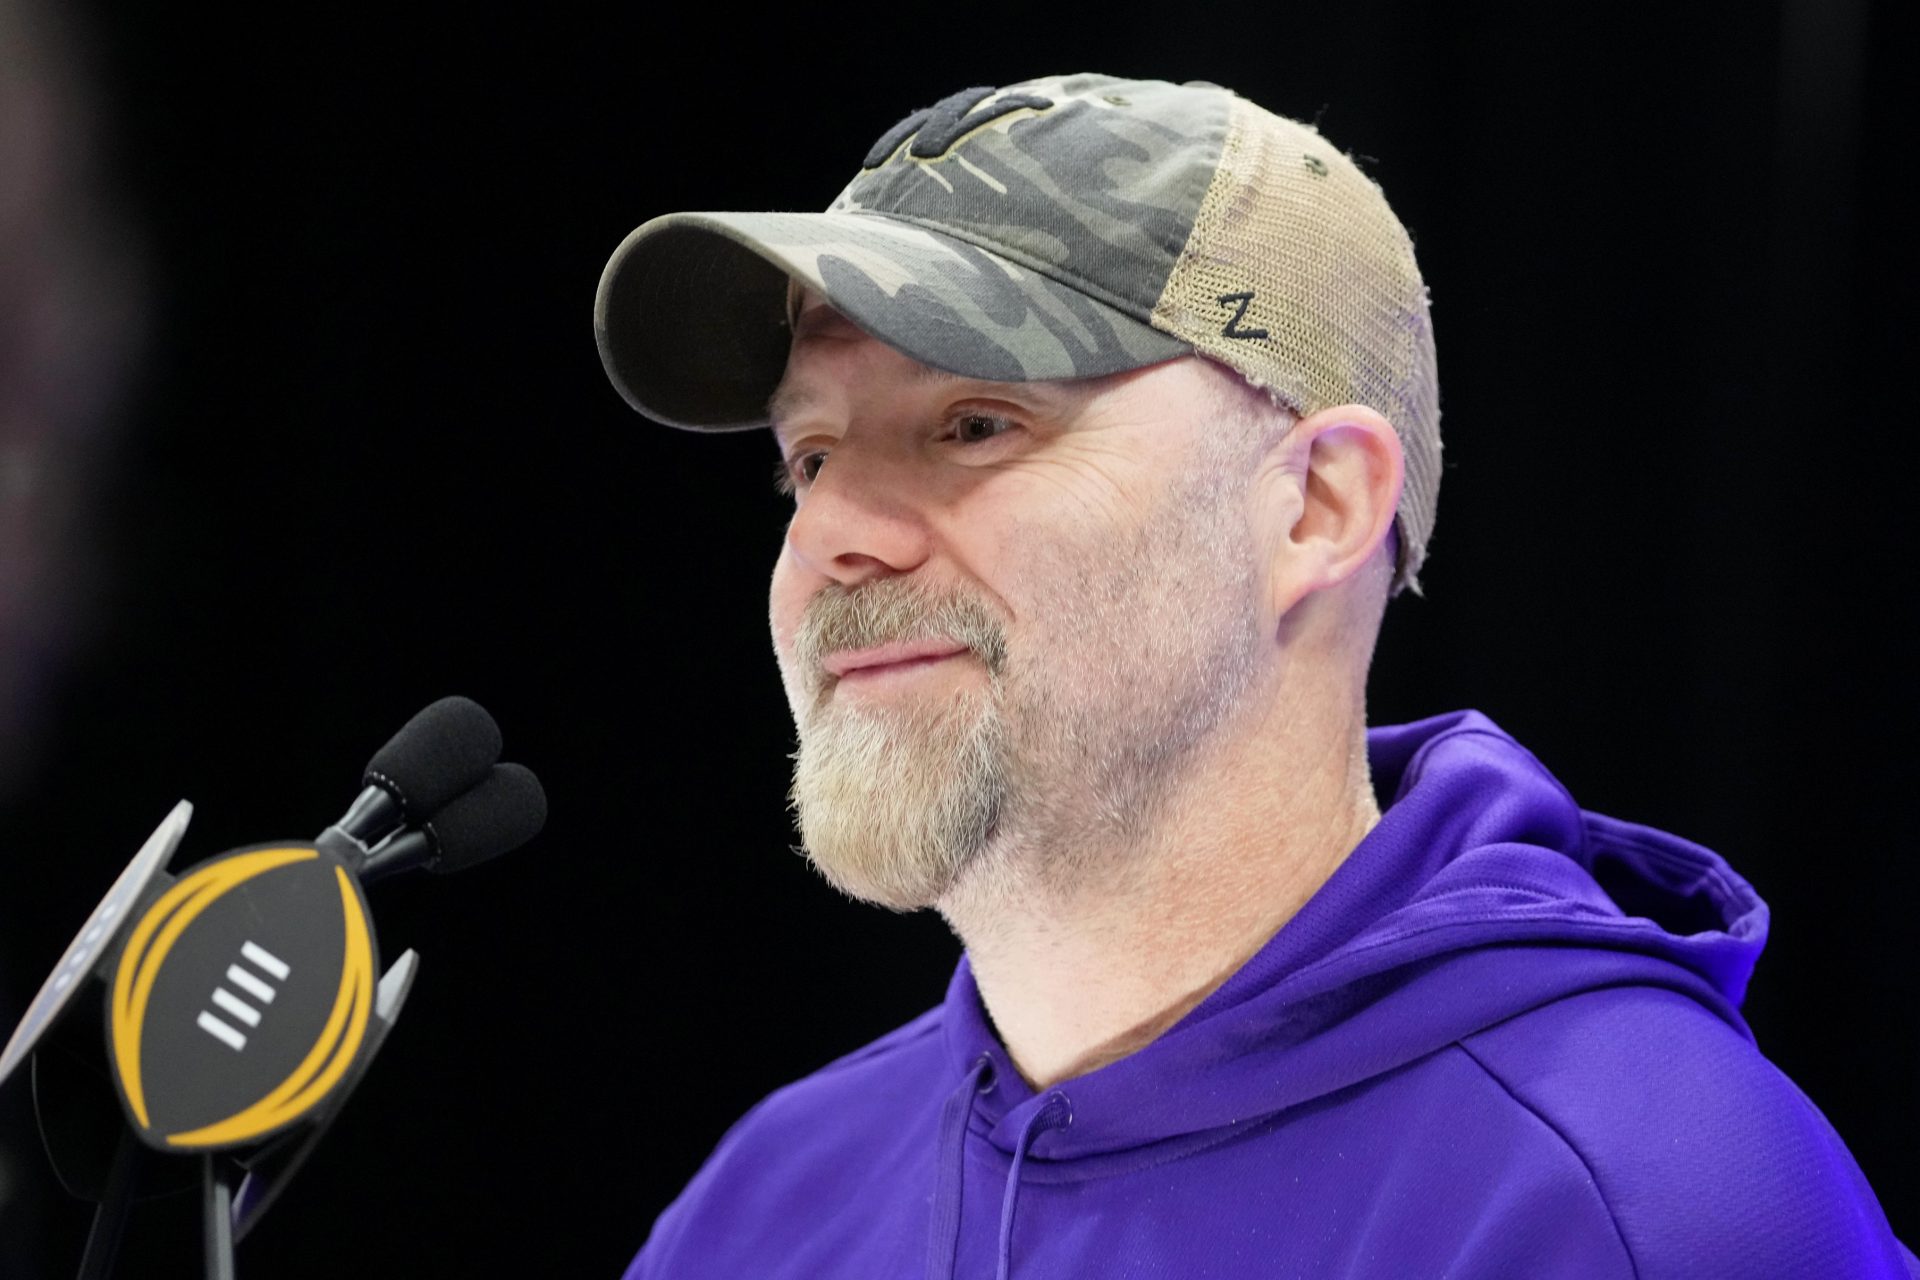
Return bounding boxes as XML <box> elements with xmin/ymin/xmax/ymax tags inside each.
<box><xmin>927</xmin><ymin>1055</ymin><xmax>995</xmax><ymax>1280</ymax></box>
<box><xmin>995</xmin><ymin>1090</ymin><xmax>1073</xmax><ymax>1280</ymax></box>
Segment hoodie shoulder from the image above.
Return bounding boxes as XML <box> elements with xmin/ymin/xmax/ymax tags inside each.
<box><xmin>1459</xmin><ymin>985</ymin><xmax>1913</xmax><ymax>1279</ymax></box>
<box><xmin>685</xmin><ymin>1003</ymin><xmax>947</xmax><ymax>1172</ymax></box>
<box><xmin>778</xmin><ymin>1003</ymin><xmax>948</xmax><ymax>1097</ymax></box>
<box><xmin>624</xmin><ymin>1006</ymin><xmax>948</xmax><ymax>1279</ymax></box>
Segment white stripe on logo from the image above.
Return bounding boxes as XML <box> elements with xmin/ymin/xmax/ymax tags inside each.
<box><xmin>211</xmin><ymin>986</ymin><xmax>262</xmax><ymax>1027</ymax></box>
<box><xmin>226</xmin><ymin>965</ymin><xmax>275</xmax><ymax>1004</ymax></box>
<box><xmin>198</xmin><ymin>1010</ymin><xmax>248</xmax><ymax>1051</ymax></box>
<box><xmin>240</xmin><ymin>940</ymin><xmax>291</xmax><ymax>981</ymax></box>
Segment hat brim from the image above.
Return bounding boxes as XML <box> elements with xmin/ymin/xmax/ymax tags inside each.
<box><xmin>594</xmin><ymin>210</ymin><xmax>1193</xmax><ymax>430</ymax></box>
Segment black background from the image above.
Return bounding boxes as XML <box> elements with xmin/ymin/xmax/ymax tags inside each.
<box><xmin>2</xmin><ymin>2</ymin><xmax>1914</xmax><ymax>1275</ymax></box>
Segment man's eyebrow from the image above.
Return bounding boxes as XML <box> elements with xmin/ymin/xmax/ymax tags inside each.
<box><xmin>765</xmin><ymin>381</ymin><xmax>811</xmax><ymax>436</ymax></box>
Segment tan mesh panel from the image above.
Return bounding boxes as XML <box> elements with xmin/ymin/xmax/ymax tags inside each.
<box><xmin>1151</xmin><ymin>98</ymin><xmax>1440</xmax><ymax>596</ymax></box>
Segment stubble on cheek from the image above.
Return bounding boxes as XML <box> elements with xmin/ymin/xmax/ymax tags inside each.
<box><xmin>977</xmin><ymin>451</ymin><xmax>1267</xmax><ymax>882</ymax></box>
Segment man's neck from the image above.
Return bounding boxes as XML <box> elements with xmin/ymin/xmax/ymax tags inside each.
<box><xmin>939</xmin><ymin>694</ymin><xmax>1379</xmax><ymax>1091</ymax></box>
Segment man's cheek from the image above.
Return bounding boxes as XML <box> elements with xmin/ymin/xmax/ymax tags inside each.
<box><xmin>768</xmin><ymin>561</ymin><xmax>805</xmax><ymax>655</ymax></box>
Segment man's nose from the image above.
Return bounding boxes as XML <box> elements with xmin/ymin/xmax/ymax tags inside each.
<box><xmin>783</xmin><ymin>444</ymin><xmax>933</xmax><ymax>586</ymax></box>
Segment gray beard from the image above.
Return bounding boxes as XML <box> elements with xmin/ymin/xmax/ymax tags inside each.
<box><xmin>789</xmin><ymin>677</ymin><xmax>1010</xmax><ymax>912</ymax></box>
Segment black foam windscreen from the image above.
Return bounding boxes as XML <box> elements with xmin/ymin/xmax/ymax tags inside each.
<box><xmin>362</xmin><ymin>697</ymin><xmax>503</xmax><ymax>821</ymax></box>
<box><xmin>426</xmin><ymin>763</ymin><xmax>548</xmax><ymax>874</ymax></box>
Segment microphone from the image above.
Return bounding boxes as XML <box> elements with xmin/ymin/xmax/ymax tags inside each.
<box><xmin>324</xmin><ymin>695</ymin><xmax>505</xmax><ymax>859</ymax></box>
<box><xmin>100</xmin><ymin>698</ymin><xmax>543</xmax><ymax>1157</ymax></box>
<box><xmin>0</xmin><ymin>696</ymin><xmax>547</xmax><ymax>1280</ymax></box>
<box><xmin>360</xmin><ymin>762</ymin><xmax>549</xmax><ymax>881</ymax></box>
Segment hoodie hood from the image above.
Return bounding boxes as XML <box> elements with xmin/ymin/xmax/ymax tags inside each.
<box><xmin>939</xmin><ymin>708</ymin><xmax>1771</xmax><ymax>1164</ymax></box>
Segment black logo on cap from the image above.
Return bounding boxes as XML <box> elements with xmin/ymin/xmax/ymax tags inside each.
<box><xmin>862</xmin><ymin>87</ymin><xmax>1055</xmax><ymax>169</ymax></box>
<box><xmin>1217</xmin><ymin>292</ymin><xmax>1269</xmax><ymax>341</ymax></box>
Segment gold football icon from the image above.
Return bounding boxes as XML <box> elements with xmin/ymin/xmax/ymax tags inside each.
<box><xmin>106</xmin><ymin>843</ymin><xmax>378</xmax><ymax>1151</ymax></box>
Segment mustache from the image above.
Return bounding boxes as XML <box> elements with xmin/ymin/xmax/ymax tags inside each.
<box><xmin>794</xmin><ymin>579</ymin><xmax>1009</xmax><ymax>683</ymax></box>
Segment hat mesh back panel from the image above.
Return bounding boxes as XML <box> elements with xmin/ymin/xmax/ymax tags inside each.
<box><xmin>1150</xmin><ymin>98</ymin><xmax>1440</xmax><ymax>596</ymax></box>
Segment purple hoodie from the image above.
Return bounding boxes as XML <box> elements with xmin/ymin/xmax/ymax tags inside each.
<box><xmin>625</xmin><ymin>710</ymin><xmax>1917</xmax><ymax>1278</ymax></box>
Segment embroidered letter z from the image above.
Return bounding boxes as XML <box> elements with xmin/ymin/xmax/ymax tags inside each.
<box><xmin>1217</xmin><ymin>292</ymin><xmax>1269</xmax><ymax>340</ymax></box>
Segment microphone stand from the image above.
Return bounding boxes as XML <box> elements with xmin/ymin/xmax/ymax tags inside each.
<box><xmin>76</xmin><ymin>1131</ymin><xmax>138</xmax><ymax>1280</ymax></box>
<box><xmin>66</xmin><ymin>1128</ymin><xmax>238</xmax><ymax>1280</ymax></box>
<box><xmin>202</xmin><ymin>1155</ymin><xmax>236</xmax><ymax>1280</ymax></box>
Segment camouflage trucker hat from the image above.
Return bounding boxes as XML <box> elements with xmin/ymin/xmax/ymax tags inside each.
<box><xmin>595</xmin><ymin>72</ymin><xmax>1440</xmax><ymax>595</ymax></box>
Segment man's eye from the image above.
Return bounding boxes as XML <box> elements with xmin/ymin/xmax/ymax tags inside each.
<box><xmin>774</xmin><ymin>450</ymin><xmax>827</xmax><ymax>496</ymax></box>
<box><xmin>951</xmin><ymin>413</ymin><xmax>1015</xmax><ymax>444</ymax></box>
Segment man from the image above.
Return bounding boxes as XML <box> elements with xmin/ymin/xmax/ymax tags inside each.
<box><xmin>594</xmin><ymin>74</ymin><xmax>1915</xmax><ymax>1278</ymax></box>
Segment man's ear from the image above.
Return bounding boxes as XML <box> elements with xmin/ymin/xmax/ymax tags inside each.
<box><xmin>1260</xmin><ymin>403</ymin><xmax>1404</xmax><ymax>620</ymax></box>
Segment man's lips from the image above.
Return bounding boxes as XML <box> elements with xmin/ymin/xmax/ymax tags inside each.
<box><xmin>823</xmin><ymin>639</ymin><xmax>971</xmax><ymax>680</ymax></box>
